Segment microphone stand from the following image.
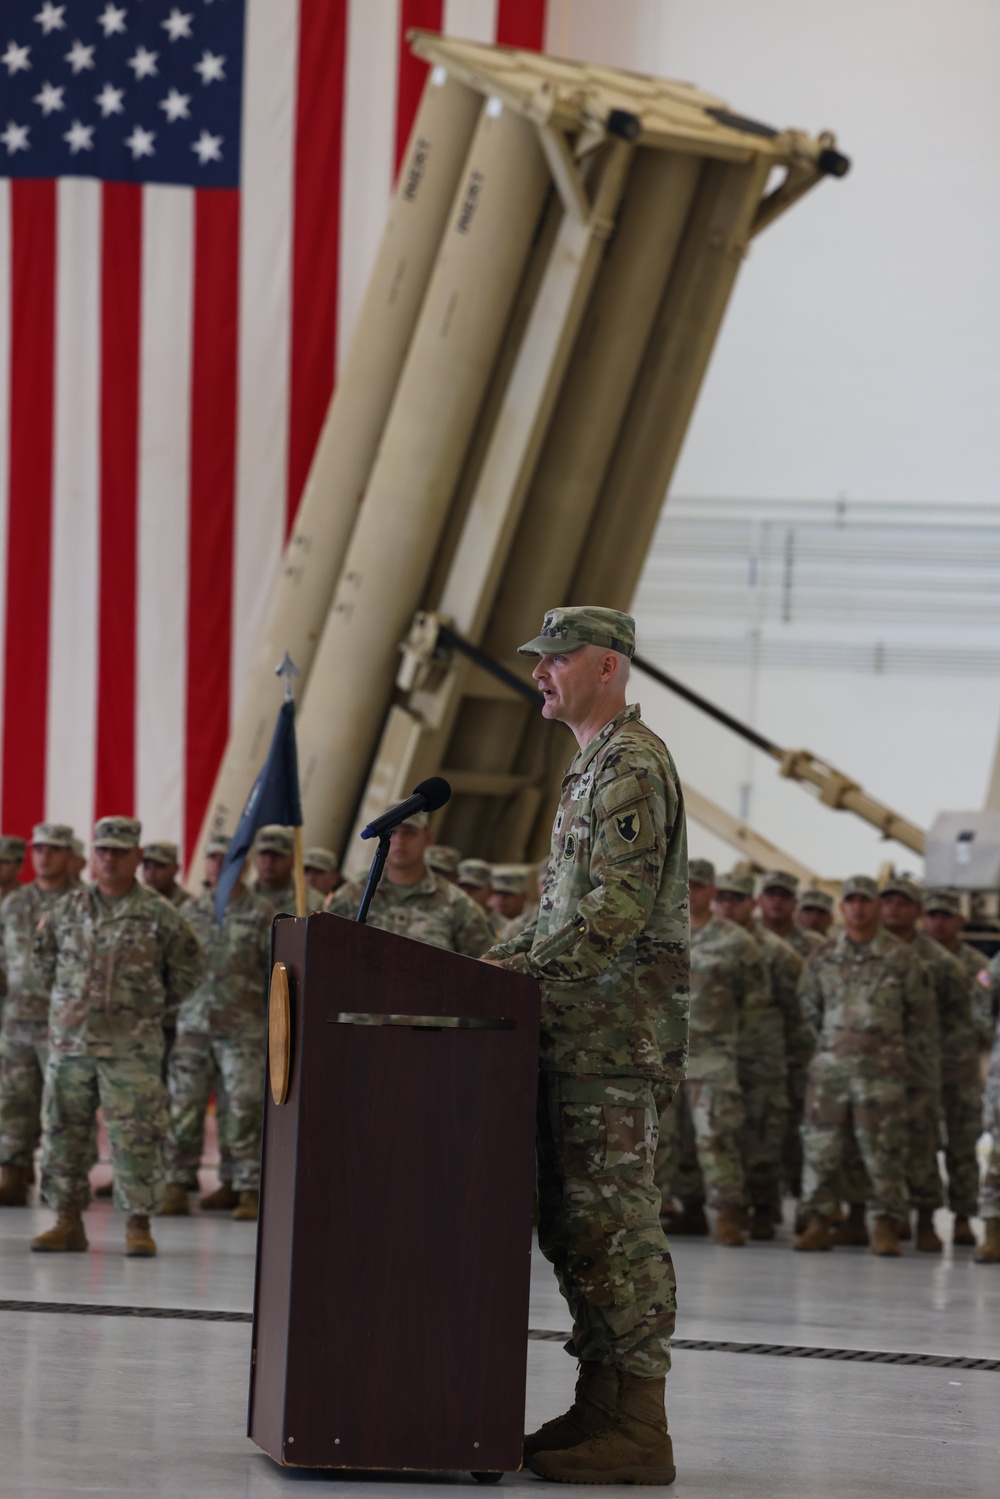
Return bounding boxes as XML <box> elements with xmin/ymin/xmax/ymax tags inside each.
<box><xmin>356</xmin><ymin>832</ymin><xmax>392</xmax><ymax>925</ymax></box>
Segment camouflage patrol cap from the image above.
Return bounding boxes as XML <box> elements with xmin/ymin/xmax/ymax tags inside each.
<box><xmin>688</xmin><ymin>858</ymin><xmax>716</xmax><ymax>887</ymax></box>
<box><xmin>491</xmin><ymin>864</ymin><xmax>528</xmax><ymax>895</ymax></box>
<box><xmin>255</xmin><ymin>825</ymin><xmax>294</xmax><ymax>856</ymax></box>
<box><xmin>759</xmin><ymin>869</ymin><xmax>799</xmax><ymax>896</ymax></box>
<box><xmin>303</xmin><ymin>846</ymin><xmax>339</xmax><ymax>873</ymax></box>
<box><xmin>457</xmin><ymin>858</ymin><xmax>491</xmax><ymax>889</ymax></box>
<box><xmin>425</xmin><ymin>844</ymin><xmax>461</xmax><ymax>876</ymax></box>
<box><xmin>71</xmin><ymin>838</ymin><xmax>85</xmax><ymax>859</ymax></box>
<box><xmin>398</xmin><ymin>811</ymin><xmax>429</xmax><ymax>830</ymax></box>
<box><xmin>32</xmin><ymin>822</ymin><xmax>74</xmax><ymax>848</ymax></box>
<box><xmin>205</xmin><ymin>834</ymin><xmax>232</xmax><ymax>857</ymax></box>
<box><xmin>799</xmin><ymin>887</ymin><xmax>834</xmax><ymax>913</ymax></box>
<box><xmin>841</xmin><ymin>874</ymin><xmax>878</xmax><ymax>900</ymax></box>
<box><xmin>142</xmin><ymin>841</ymin><xmax>179</xmax><ymax>866</ymax></box>
<box><xmin>517</xmin><ymin>606</ymin><xmax>636</xmax><ymax>659</ymax></box>
<box><xmin>922</xmin><ymin>888</ymin><xmax>961</xmax><ymax>915</ymax></box>
<box><xmin>879</xmin><ymin>875</ymin><xmax>921</xmax><ymax>904</ymax></box>
<box><xmin>716</xmin><ymin>870</ymin><xmax>755</xmax><ymax>897</ymax></box>
<box><xmin>0</xmin><ymin>835</ymin><xmax>26</xmax><ymax>862</ymax></box>
<box><xmin>93</xmin><ymin>816</ymin><xmax>141</xmax><ymax>849</ymax></box>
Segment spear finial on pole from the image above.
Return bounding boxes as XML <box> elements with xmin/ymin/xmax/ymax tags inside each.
<box><xmin>275</xmin><ymin>652</ymin><xmax>300</xmax><ymax>704</ymax></box>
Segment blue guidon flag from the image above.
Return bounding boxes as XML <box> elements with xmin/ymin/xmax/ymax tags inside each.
<box><xmin>1</xmin><ymin>1</ymin><xmax>244</xmax><ymax>187</ymax></box>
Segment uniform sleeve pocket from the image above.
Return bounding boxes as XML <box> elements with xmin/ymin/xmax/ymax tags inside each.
<box><xmin>595</xmin><ymin>774</ymin><xmax>656</xmax><ymax>860</ymax></box>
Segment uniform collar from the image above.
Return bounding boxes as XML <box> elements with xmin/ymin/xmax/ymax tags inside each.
<box><xmin>834</xmin><ymin>926</ymin><xmax>893</xmax><ymax>960</ymax></box>
<box><xmin>380</xmin><ymin>870</ymin><xmax>438</xmax><ymax>901</ymax></box>
<box><xmin>569</xmin><ymin>703</ymin><xmax>642</xmax><ymax>776</ymax></box>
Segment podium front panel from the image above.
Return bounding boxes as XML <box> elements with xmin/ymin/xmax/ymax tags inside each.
<box><xmin>249</xmin><ymin>913</ymin><xmax>540</xmax><ymax>1474</ymax></box>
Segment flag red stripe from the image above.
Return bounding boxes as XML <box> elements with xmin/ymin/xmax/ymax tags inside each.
<box><xmin>185</xmin><ymin>190</ymin><xmax>240</xmax><ymax>858</ymax></box>
<box><xmin>496</xmin><ymin>0</ymin><xmax>547</xmax><ymax>49</ymax></box>
<box><xmin>396</xmin><ymin>0</ymin><xmax>445</xmax><ymax>173</ymax></box>
<box><xmin>286</xmin><ymin>0</ymin><xmax>348</xmax><ymax>536</ymax></box>
<box><xmin>2</xmin><ymin>181</ymin><xmax>56</xmax><ymax>836</ymax></box>
<box><xmin>94</xmin><ymin>182</ymin><xmax>143</xmax><ymax>820</ymax></box>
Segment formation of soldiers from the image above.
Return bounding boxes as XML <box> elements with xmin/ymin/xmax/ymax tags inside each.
<box><xmin>0</xmin><ymin>819</ymin><xmax>540</xmax><ymax>1255</ymax></box>
<box><xmin>656</xmin><ymin>863</ymin><xmax>1000</xmax><ymax>1262</ymax></box>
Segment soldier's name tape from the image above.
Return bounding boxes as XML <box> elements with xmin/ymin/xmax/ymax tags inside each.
<box><xmin>0</xmin><ymin>1301</ymin><xmax>996</xmax><ymax>1372</ymax></box>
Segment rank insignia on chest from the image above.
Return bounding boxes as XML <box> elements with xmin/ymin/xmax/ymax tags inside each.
<box><xmin>572</xmin><ymin>771</ymin><xmax>595</xmax><ymax>801</ymax></box>
<box><xmin>615</xmin><ymin>812</ymin><xmax>639</xmax><ymax>843</ymax></box>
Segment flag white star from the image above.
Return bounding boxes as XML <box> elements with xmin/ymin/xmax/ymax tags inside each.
<box><xmin>159</xmin><ymin>87</ymin><xmax>191</xmax><ymax>122</ymax></box>
<box><xmin>34</xmin><ymin>4</ymin><xmax>66</xmax><ymax>34</ymax></box>
<box><xmin>1</xmin><ymin>121</ymin><xmax>30</xmax><ymax>155</ymax></box>
<box><xmin>127</xmin><ymin>46</ymin><xmax>159</xmax><ymax>80</ymax></box>
<box><xmin>97</xmin><ymin>4</ymin><xmax>128</xmax><ymax>39</ymax></box>
<box><xmin>191</xmin><ymin>129</ymin><xmax>222</xmax><ymax>164</ymax></box>
<box><xmin>2</xmin><ymin>41</ymin><xmax>32</xmax><ymax>75</ymax></box>
<box><xmin>33</xmin><ymin>80</ymin><xmax>65</xmax><ymax>115</ymax></box>
<box><xmin>162</xmin><ymin>9</ymin><xmax>194</xmax><ymax>43</ymax></box>
<box><xmin>64</xmin><ymin>39</ymin><xmax>96</xmax><ymax>74</ymax></box>
<box><xmin>95</xmin><ymin>83</ymin><xmax>125</xmax><ymax>118</ymax></box>
<box><xmin>124</xmin><ymin>124</ymin><xmax>156</xmax><ymax>159</ymax></box>
<box><xmin>63</xmin><ymin>119</ymin><xmax>95</xmax><ymax>155</ymax></box>
<box><xmin>193</xmin><ymin>49</ymin><xmax>225</xmax><ymax>85</ymax></box>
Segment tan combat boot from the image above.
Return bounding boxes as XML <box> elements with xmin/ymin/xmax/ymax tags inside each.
<box><xmin>974</xmin><ymin>1220</ymin><xmax>1000</xmax><ymax>1264</ymax></box>
<box><xmin>524</xmin><ymin>1362</ymin><xmax>618</xmax><ymax>1462</ymax></box>
<box><xmin>662</xmin><ymin>1201</ymin><xmax>708</xmax><ymax>1237</ymax></box>
<box><xmin>793</xmin><ymin>1214</ymin><xmax>834</xmax><ymax>1251</ymax></box>
<box><xmin>915</xmin><ymin>1209</ymin><xmax>943</xmax><ymax>1254</ymax></box>
<box><xmin>749</xmin><ymin>1207</ymin><xmax>775</xmax><ymax>1241</ymax></box>
<box><xmin>832</xmin><ymin>1203</ymin><xmax>869</xmax><ymax>1247</ymax></box>
<box><xmin>953</xmin><ymin>1215</ymin><xmax>976</xmax><ymax>1248</ymax></box>
<box><xmin>715</xmin><ymin>1206</ymin><xmax>746</xmax><ymax>1247</ymax></box>
<box><xmin>200</xmin><ymin>1182</ymin><xmax>238</xmax><ymax>1211</ymax></box>
<box><xmin>871</xmin><ymin>1216</ymin><xmax>901</xmax><ymax>1256</ymax></box>
<box><xmin>0</xmin><ymin>1163</ymin><xmax>31</xmax><ymax>1207</ymax></box>
<box><xmin>125</xmin><ymin>1214</ymin><xmax>157</xmax><ymax>1257</ymax></box>
<box><xmin>231</xmin><ymin>1189</ymin><xmax>259</xmax><ymax>1221</ymax></box>
<box><xmin>157</xmin><ymin>1183</ymin><xmax>191</xmax><ymax>1216</ymax></box>
<box><xmin>31</xmin><ymin>1210</ymin><xmax>88</xmax><ymax>1253</ymax></box>
<box><xmin>530</xmin><ymin>1373</ymin><xmax>676</xmax><ymax>1485</ymax></box>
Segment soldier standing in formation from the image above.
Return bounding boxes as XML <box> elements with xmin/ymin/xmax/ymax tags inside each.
<box><xmin>795</xmin><ymin>875</ymin><xmax>935</xmax><ymax>1257</ymax></box>
<box><xmin>0</xmin><ymin>824</ymin><xmax>75</xmax><ymax>1207</ymax></box>
<box><xmin>714</xmin><ymin>871</ymin><xmax>802</xmax><ymax>1237</ymax></box>
<box><xmin>327</xmin><ymin>814</ymin><xmax>495</xmax><ymax>956</ymax></box>
<box><xmin>425</xmin><ymin>845</ymin><xmax>461</xmax><ymax>883</ymax></box>
<box><xmin>489</xmin><ymin>865</ymin><xmax>529</xmax><ymax>930</ymax></box>
<box><xmin>30</xmin><ymin>817</ymin><xmax>203</xmax><ymax>1257</ymax></box>
<box><xmin>457</xmin><ymin>858</ymin><xmax>505</xmax><ymax>941</ymax></box>
<box><xmin>140</xmin><ymin>842</ymin><xmax>191</xmax><ymax>907</ymax></box>
<box><xmin>656</xmin><ymin>859</ymin><xmax>770</xmax><ymax>1248</ymax></box>
<box><xmin>878</xmin><ymin>876</ymin><xmax>974</xmax><ymax>1251</ymax></box>
<box><xmin>160</xmin><ymin>835</ymin><xmax>272</xmax><ymax>1221</ymax></box>
<box><xmin>796</xmin><ymin>888</ymin><xmax>834</xmax><ymax>938</ymax></box>
<box><xmin>303</xmin><ymin>847</ymin><xmax>342</xmax><ymax>899</ymax></box>
<box><xmin>0</xmin><ymin>835</ymin><xmax>25</xmax><ymax>902</ymax></box>
<box><xmin>249</xmin><ymin>826</ymin><xmax>323</xmax><ymax>914</ymax></box>
<box><xmin>485</xmin><ymin>606</ymin><xmax>688</xmax><ymax>1486</ymax></box>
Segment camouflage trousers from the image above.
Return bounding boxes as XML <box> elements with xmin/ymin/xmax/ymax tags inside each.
<box><xmin>738</xmin><ymin>1073</ymin><xmax>789</xmax><ymax>1212</ymax></box>
<box><xmin>537</xmin><ymin>1074</ymin><xmax>676</xmax><ymax>1378</ymax></box>
<box><xmin>783</xmin><ymin>1062</ymin><xmax>809</xmax><ymax>1199</ymax></box>
<box><xmin>41</xmin><ymin>1053</ymin><xmax>167</xmax><ymax>1215</ymax></box>
<box><xmin>906</xmin><ymin>1087</ymin><xmax>944</xmax><ymax>1212</ymax></box>
<box><xmin>941</xmin><ymin>1077</ymin><xmax>982</xmax><ymax>1218</ymax></box>
<box><xmin>979</xmin><ymin>1077</ymin><xmax>1000</xmax><ymax>1221</ymax></box>
<box><xmin>166</xmin><ymin>1028</ymin><xmax>264</xmax><ymax>1191</ymax></box>
<box><xmin>800</xmin><ymin>1052</ymin><xmax>908</xmax><ymax>1220</ymax></box>
<box><xmin>0</xmin><ymin>1015</ymin><xmax>48</xmax><ymax>1168</ymax></box>
<box><xmin>654</xmin><ymin>1077</ymin><xmax>745</xmax><ymax>1212</ymax></box>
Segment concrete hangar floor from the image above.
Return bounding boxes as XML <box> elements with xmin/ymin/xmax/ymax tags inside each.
<box><xmin>0</xmin><ymin>1169</ymin><xmax>996</xmax><ymax>1498</ymax></box>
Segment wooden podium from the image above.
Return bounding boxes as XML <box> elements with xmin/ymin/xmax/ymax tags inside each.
<box><xmin>248</xmin><ymin>912</ymin><xmax>540</xmax><ymax>1477</ymax></box>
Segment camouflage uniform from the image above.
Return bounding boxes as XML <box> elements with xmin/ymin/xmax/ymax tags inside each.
<box><xmin>972</xmin><ymin>951</ymin><xmax>999</xmax><ymax>1055</ymax></box>
<box><xmin>327</xmin><ymin>870</ymin><xmax>494</xmax><ymax>956</ymax></box>
<box><xmin>456</xmin><ymin>859</ymin><xmax>506</xmax><ymax>943</ymax></box>
<box><xmin>740</xmin><ymin>925</ymin><xmax>800</xmax><ymax>1213</ymax></box>
<box><xmin>0</xmin><ymin>882</ymin><xmax>70</xmax><ymax>1168</ymax></box>
<box><xmin>34</xmin><ymin>879</ymin><xmax>204</xmax><ymax>1215</ymax></box>
<box><xmin>490</xmin><ymin>691</ymin><xmax>689</xmax><ymax>1379</ymax></box>
<box><xmin>500</xmin><ymin>901</ymin><xmax>539</xmax><ymax>945</ymax></box>
<box><xmin>249</xmin><ymin>879</ymin><xmax>323</xmax><ymax>916</ymax></box>
<box><xmin>897</xmin><ymin>930</ymin><xmax>964</xmax><ymax>1214</ymax></box>
<box><xmin>166</xmin><ymin>887</ymin><xmax>271</xmax><ymax>1192</ymax></box>
<box><xmin>798</xmin><ymin>926</ymin><xmax>935</xmax><ymax>1221</ymax></box>
<box><xmin>979</xmin><ymin>1011</ymin><xmax>1000</xmax><ymax>1221</ymax></box>
<box><xmin>915</xmin><ymin>931</ymin><xmax>980</xmax><ymax>1218</ymax></box>
<box><xmin>655</xmin><ymin>914</ymin><xmax>769</xmax><ymax>1213</ymax></box>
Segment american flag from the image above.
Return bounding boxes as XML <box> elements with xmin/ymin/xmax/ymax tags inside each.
<box><xmin>0</xmin><ymin>0</ymin><xmax>548</xmax><ymax>861</ymax></box>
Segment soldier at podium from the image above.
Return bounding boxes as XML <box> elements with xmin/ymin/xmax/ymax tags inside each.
<box><xmin>485</xmin><ymin>606</ymin><xmax>689</xmax><ymax>1487</ymax></box>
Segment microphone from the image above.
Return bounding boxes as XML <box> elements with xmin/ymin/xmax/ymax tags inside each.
<box><xmin>360</xmin><ymin>777</ymin><xmax>451</xmax><ymax>841</ymax></box>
